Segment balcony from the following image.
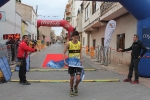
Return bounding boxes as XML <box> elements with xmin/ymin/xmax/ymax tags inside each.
<box><xmin>100</xmin><ymin>2</ymin><xmax>116</xmax><ymax>16</ymax></box>
<box><xmin>83</xmin><ymin>8</ymin><xmax>107</xmax><ymax>34</ymax></box>
<box><xmin>100</xmin><ymin>2</ymin><xmax>128</xmax><ymax>21</ymax></box>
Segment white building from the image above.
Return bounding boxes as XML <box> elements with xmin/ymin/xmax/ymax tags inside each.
<box><xmin>69</xmin><ymin>0</ymin><xmax>82</xmax><ymax>28</ymax></box>
<box><xmin>0</xmin><ymin>0</ymin><xmax>22</xmax><ymax>44</ymax></box>
<box><xmin>16</xmin><ymin>2</ymin><xmax>37</xmax><ymax>40</ymax></box>
<box><xmin>62</xmin><ymin>0</ymin><xmax>82</xmax><ymax>42</ymax></box>
<box><xmin>81</xmin><ymin>1</ymin><xmax>137</xmax><ymax>65</ymax></box>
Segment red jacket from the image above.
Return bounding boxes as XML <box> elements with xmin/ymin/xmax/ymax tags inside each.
<box><xmin>17</xmin><ymin>40</ymin><xmax>35</xmax><ymax>58</ymax></box>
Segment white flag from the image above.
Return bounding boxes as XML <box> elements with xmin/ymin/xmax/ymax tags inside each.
<box><xmin>104</xmin><ymin>20</ymin><xmax>116</xmax><ymax>55</ymax></box>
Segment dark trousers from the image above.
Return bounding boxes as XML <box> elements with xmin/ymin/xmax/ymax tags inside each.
<box><xmin>18</xmin><ymin>58</ymin><xmax>27</xmax><ymax>83</ymax></box>
<box><xmin>128</xmin><ymin>58</ymin><xmax>140</xmax><ymax>80</ymax></box>
<box><xmin>11</xmin><ymin>48</ymin><xmax>15</xmax><ymax>61</ymax></box>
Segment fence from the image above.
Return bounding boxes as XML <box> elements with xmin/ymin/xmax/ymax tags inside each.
<box><xmin>0</xmin><ymin>44</ymin><xmax>14</xmax><ymax>65</ymax></box>
<box><xmin>95</xmin><ymin>45</ymin><xmax>111</xmax><ymax>66</ymax></box>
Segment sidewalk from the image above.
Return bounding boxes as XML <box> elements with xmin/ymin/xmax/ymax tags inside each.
<box><xmin>82</xmin><ymin>51</ymin><xmax>150</xmax><ymax>88</ymax></box>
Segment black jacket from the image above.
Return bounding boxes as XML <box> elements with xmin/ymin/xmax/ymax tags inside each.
<box><xmin>122</xmin><ymin>40</ymin><xmax>147</xmax><ymax>58</ymax></box>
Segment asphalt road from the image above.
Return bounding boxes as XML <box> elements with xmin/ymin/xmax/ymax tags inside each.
<box><xmin>0</xmin><ymin>44</ymin><xmax>150</xmax><ymax>100</ymax></box>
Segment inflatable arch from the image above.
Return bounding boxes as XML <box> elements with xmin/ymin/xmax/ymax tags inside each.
<box><xmin>37</xmin><ymin>20</ymin><xmax>74</xmax><ymax>39</ymax></box>
<box><xmin>79</xmin><ymin>0</ymin><xmax>150</xmax><ymax>77</ymax></box>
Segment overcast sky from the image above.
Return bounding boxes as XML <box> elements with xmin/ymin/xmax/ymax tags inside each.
<box><xmin>22</xmin><ymin>0</ymin><xmax>68</xmax><ymax>36</ymax></box>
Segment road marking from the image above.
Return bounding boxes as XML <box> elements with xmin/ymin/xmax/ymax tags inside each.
<box><xmin>10</xmin><ymin>79</ymin><xmax>120</xmax><ymax>83</ymax></box>
<box><xmin>11</xmin><ymin>68</ymin><xmax>96</xmax><ymax>72</ymax></box>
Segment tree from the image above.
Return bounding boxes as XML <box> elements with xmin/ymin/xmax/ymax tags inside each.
<box><xmin>16</xmin><ymin>0</ymin><xmax>21</xmax><ymax>2</ymax></box>
<box><xmin>37</xmin><ymin>28</ymin><xmax>39</xmax><ymax>40</ymax></box>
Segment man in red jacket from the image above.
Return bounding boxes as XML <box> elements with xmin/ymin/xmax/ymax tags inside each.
<box><xmin>17</xmin><ymin>35</ymin><xmax>37</xmax><ymax>85</ymax></box>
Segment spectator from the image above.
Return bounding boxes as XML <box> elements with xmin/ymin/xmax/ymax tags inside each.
<box><xmin>6</xmin><ymin>38</ymin><xmax>15</xmax><ymax>64</ymax></box>
<box><xmin>118</xmin><ymin>34</ymin><xmax>147</xmax><ymax>84</ymax></box>
<box><xmin>17</xmin><ymin>35</ymin><xmax>37</xmax><ymax>85</ymax></box>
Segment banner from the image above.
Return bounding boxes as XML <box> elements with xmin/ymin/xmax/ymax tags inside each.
<box><xmin>47</xmin><ymin>57</ymin><xmax>84</xmax><ymax>82</ymax></box>
<box><xmin>0</xmin><ymin>58</ymin><xmax>11</xmax><ymax>81</ymax></box>
<box><xmin>2</xmin><ymin>56</ymin><xmax>12</xmax><ymax>76</ymax></box>
<box><xmin>142</xmin><ymin>28</ymin><xmax>150</xmax><ymax>53</ymax></box>
<box><xmin>104</xmin><ymin>20</ymin><xmax>116</xmax><ymax>55</ymax></box>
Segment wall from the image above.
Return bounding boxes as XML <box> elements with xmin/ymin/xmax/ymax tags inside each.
<box><xmin>15</xmin><ymin>12</ymin><xmax>22</xmax><ymax>36</ymax></box>
<box><xmin>76</xmin><ymin>13</ymin><xmax>83</xmax><ymax>32</ymax></box>
<box><xmin>16</xmin><ymin>2</ymin><xmax>37</xmax><ymax>40</ymax></box>
<box><xmin>0</xmin><ymin>0</ymin><xmax>22</xmax><ymax>44</ymax></box>
<box><xmin>16</xmin><ymin>2</ymin><xmax>32</xmax><ymax>22</ymax></box>
<box><xmin>82</xmin><ymin>1</ymin><xmax>101</xmax><ymax>28</ymax></box>
<box><xmin>71</xmin><ymin>0</ymin><xmax>82</xmax><ymax>27</ymax></box>
<box><xmin>39</xmin><ymin>27</ymin><xmax>52</xmax><ymax>42</ymax></box>
<box><xmin>90</xmin><ymin>14</ymin><xmax>137</xmax><ymax>65</ymax></box>
<box><xmin>31</xmin><ymin>9</ymin><xmax>37</xmax><ymax>40</ymax></box>
<box><xmin>0</xmin><ymin>0</ymin><xmax>22</xmax><ymax>57</ymax></box>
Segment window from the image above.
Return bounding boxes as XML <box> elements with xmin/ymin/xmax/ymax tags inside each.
<box><xmin>85</xmin><ymin>4</ymin><xmax>90</xmax><ymax>21</ymax></box>
<box><xmin>92</xmin><ymin>1</ymin><xmax>99</xmax><ymax>14</ymax></box>
<box><xmin>101</xmin><ymin>38</ymin><xmax>104</xmax><ymax>46</ymax></box>
<box><xmin>83</xmin><ymin>37</ymin><xmax>85</xmax><ymax>45</ymax></box>
<box><xmin>117</xmin><ymin>34</ymin><xmax>125</xmax><ymax>50</ymax></box>
<box><xmin>93</xmin><ymin>39</ymin><xmax>96</xmax><ymax>50</ymax></box>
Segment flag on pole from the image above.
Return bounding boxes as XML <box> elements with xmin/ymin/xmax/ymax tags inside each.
<box><xmin>104</xmin><ymin>20</ymin><xmax>116</xmax><ymax>56</ymax></box>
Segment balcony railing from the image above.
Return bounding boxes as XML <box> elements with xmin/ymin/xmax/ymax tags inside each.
<box><xmin>100</xmin><ymin>2</ymin><xmax>116</xmax><ymax>16</ymax></box>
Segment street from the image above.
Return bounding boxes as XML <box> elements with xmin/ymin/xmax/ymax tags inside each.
<box><xmin>0</xmin><ymin>44</ymin><xmax>150</xmax><ymax>100</ymax></box>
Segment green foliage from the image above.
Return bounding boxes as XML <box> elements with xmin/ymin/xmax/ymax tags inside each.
<box><xmin>16</xmin><ymin>0</ymin><xmax>21</xmax><ymax>2</ymax></box>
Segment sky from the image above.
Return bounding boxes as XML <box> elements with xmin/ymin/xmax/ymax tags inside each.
<box><xmin>22</xmin><ymin>0</ymin><xmax>68</xmax><ymax>36</ymax></box>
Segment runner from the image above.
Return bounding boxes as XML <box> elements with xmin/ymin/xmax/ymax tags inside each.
<box><xmin>63</xmin><ymin>31</ymin><xmax>82</xmax><ymax>97</ymax></box>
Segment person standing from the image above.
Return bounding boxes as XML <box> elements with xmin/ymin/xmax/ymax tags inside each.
<box><xmin>118</xmin><ymin>34</ymin><xmax>147</xmax><ymax>84</ymax></box>
<box><xmin>6</xmin><ymin>38</ymin><xmax>15</xmax><ymax>64</ymax></box>
<box><xmin>17</xmin><ymin>35</ymin><xmax>37</xmax><ymax>85</ymax></box>
<box><xmin>63</xmin><ymin>31</ymin><xmax>82</xmax><ymax>97</ymax></box>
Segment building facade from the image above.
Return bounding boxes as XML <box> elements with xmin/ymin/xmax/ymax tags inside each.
<box><xmin>50</xmin><ymin>30</ymin><xmax>56</xmax><ymax>43</ymax></box>
<box><xmin>0</xmin><ymin>0</ymin><xmax>22</xmax><ymax>44</ymax></box>
<box><xmin>16</xmin><ymin>2</ymin><xmax>37</xmax><ymax>40</ymax></box>
<box><xmin>62</xmin><ymin>0</ymin><xmax>82</xmax><ymax>42</ymax></box>
<box><xmin>81</xmin><ymin>1</ymin><xmax>137</xmax><ymax>65</ymax></box>
<box><xmin>38</xmin><ymin>26</ymin><xmax>52</xmax><ymax>43</ymax></box>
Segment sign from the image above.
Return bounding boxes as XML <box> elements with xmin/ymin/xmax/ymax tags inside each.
<box><xmin>41</xmin><ymin>20</ymin><xmax>60</xmax><ymax>26</ymax></box>
<box><xmin>3</xmin><ymin>34</ymin><xmax>20</xmax><ymax>40</ymax></box>
<box><xmin>142</xmin><ymin>28</ymin><xmax>150</xmax><ymax>53</ymax></box>
<box><xmin>0</xmin><ymin>11</ymin><xmax>6</xmax><ymax>22</ymax></box>
<box><xmin>2</xmin><ymin>56</ymin><xmax>12</xmax><ymax>76</ymax></box>
<box><xmin>0</xmin><ymin>58</ymin><xmax>11</xmax><ymax>81</ymax></box>
<box><xmin>104</xmin><ymin>20</ymin><xmax>116</xmax><ymax>55</ymax></box>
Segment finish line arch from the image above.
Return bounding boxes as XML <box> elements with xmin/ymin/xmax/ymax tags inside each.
<box><xmin>37</xmin><ymin>20</ymin><xmax>74</xmax><ymax>39</ymax></box>
<box><xmin>78</xmin><ymin>0</ymin><xmax>150</xmax><ymax>77</ymax></box>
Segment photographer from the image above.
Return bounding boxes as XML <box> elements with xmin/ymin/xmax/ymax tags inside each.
<box><xmin>17</xmin><ymin>35</ymin><xmax>37</xmax><ymax>85</ymax></box>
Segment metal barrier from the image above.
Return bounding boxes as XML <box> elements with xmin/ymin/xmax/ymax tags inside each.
<box><xmin>0</xmin><ymin>44</ymin><xmax>17</xmax><ymax>64</ymax></box>
<box><xmin>5</xmin><ymin>44</ymin><xmax>18</xmax><ymax>65</ymax></box>
<box><xmin>96</xmin><ymin>45</ymin><xmax>111</xmax><ymax>66</ymax></box>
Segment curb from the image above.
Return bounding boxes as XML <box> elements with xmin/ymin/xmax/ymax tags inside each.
<box><xmin>11</xmin><ymin>68</ymin><xmax>97</xmax><ymax>72</ymax></box>
<box><xmin>10</xmin><ymin>79</ymin><xmax>120</xmax><ymax>83</ymax></box>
